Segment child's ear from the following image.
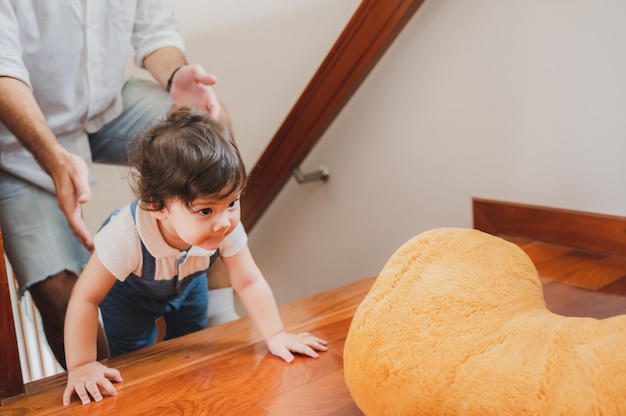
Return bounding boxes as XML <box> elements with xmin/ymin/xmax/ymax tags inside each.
<box><xmin>150</xmin><ymin>203</ymin><xmax>169</xmax><ymax>220</ymax></box>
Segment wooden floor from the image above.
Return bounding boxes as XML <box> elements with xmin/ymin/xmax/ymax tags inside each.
<box><xmin>511</xmin><ymin>237</ymin><xmax>626</xmax><ymax>319</ymax></box>
<box><xmin>473</xmin><ymin>198</ymin><xmax>626</xmax><ymax>319</ymax></box>
<box><xmin>2</xmin><ymin>235</ymin><xmax>626</xmax><ymax>415</ymax></box>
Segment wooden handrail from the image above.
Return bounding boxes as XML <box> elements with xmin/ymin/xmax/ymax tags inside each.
<box><xmin>241</xmin><ymin>0</ymin><xmax>426</xmax><ymax>231</ymax></box>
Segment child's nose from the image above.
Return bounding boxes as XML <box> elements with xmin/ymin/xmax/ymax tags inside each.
<box><xmin>212</xmin><ymin>213</ymin><xmax>231</xmax><ymax>232</ymax></box>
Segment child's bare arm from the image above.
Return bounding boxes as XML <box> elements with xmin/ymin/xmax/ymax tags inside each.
<box><xmin>63</xmin><ymin>254</ymin><xmax>120</xmax><ymax>406</ymax></box>
<box><xmin>223</xmin><ymin>246</ymin><xmax>327</xmax><ymax>362</ymax></box>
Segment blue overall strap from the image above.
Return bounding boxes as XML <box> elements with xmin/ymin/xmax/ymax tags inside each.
<box><xmin>128</xmin><ymin>199</ymin><xmax>156</xmax><ymax>281</ymax></box>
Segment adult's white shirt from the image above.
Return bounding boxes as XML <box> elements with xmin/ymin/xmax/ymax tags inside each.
<box><xmin>0</xmin><ymin>0</ymin><xmax>185</xmax><ymax>193</ymax></box>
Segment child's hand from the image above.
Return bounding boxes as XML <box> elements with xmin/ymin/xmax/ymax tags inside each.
<box><xmin>267</xmin><ymin>331</ymin><xmax>328</xmax><ymax>363</ymax></box>
<box><xmin>62</xmin><ymin>361</ymin><xmax>123</xmax><ymax>406</ymax></box>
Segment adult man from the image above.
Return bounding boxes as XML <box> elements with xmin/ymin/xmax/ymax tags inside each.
<box><xmin>0</xmin><ymin>0</ymin><xmax>236</xmax><ymax>368</ymax></box>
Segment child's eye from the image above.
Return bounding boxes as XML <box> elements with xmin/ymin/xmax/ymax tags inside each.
<box><xmin>228</xmin><ymin>199</ymin><xmax>239</xmax><ymax>208</ymax></box>
<box><xmin>199</xmin><ymin>208</ymin><xmax>213</xmax><ymax>216</ymax></box>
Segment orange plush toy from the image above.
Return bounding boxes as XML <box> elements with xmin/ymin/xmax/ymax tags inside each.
<box><xmin>344</xmin><ymin>228</ymin><xmax>626</xmax><ymax>415</ymax></box>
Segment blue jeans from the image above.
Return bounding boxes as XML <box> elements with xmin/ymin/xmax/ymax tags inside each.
<box><xmin>0</xmin><ymin>77</ymin><xmax>172</xmax><ymax>294</ymax></box>
<box><xmin>100</xmin><ymin>272</ymin><xmax>209</xmax><ymax>356</ymax></box>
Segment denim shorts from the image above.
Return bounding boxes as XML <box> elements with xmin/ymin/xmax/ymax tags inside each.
<box><xmin>0</xmin><ymin>171</ymin><xmax>91</xmax><ymax>296</ymax></box>
<box><xmin>0</xmin><ymin>77</ymin><xmax>172</xmax><ymax>295</ymax></box>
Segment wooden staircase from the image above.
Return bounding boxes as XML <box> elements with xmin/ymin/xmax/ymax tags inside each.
<box><xmin>1</xmin><ymin>199</ymin><xmax>625</xmax><ymax>413</ymax></box>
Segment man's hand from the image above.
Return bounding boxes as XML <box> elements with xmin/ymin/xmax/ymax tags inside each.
<box><xmin>63</xmin><ymin>361</ymin><xmax>123</xmax><ymax>406</ymax></box>
<box><xmin>50</xmin><ymin>151</ymin><xmax>94</xmax><ymax>250</ymax></box>
<box><xmin>168</xmin><ymin>64</ymin><xmax>230</xmax><ymax>126</ymax></box>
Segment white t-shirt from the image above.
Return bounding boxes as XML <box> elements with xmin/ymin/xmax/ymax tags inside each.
<box><xmin>94</xmin><ymin>202</ymin><xmax>248</xmax><ymax>282</ymax></box>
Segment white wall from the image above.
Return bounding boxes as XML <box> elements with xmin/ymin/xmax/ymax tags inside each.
<box><xmin>84</xmin><ymin>0</ymin><xmax>626</xmax><ymax>309</ymax></box>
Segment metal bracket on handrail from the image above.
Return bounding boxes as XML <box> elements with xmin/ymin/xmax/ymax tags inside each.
<box><xmin>293</xmin><ymin>165</ymin><xmax>330</xmax><ymax>184</ymax></box>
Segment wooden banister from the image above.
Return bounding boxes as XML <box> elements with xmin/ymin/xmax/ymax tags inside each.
<box><xmin>241</xmin><ymin>0</ymin><xmax>426</xmax><ymax>231</ymax></box>
<box><xmin>473</xmin><ymin>198</ymin><xmax>626</xmax><ymax>258</ymax></box>
<box><xmin>0</xmin><ymin>228</ymin><xmax>25</xmax><ymax>403</ymax></box>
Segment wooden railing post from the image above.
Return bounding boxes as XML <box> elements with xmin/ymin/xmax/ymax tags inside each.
<box><xmin>241</xmin><ymin>0</ymin><xmax>426</xmax><ymax>231</ymax></box>
<box><xmin>0</xmin><ymin>227</ymin><xmax>25</xmax><ymax>403</ymax></box>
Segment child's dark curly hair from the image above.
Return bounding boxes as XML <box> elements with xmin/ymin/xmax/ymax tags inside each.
<box><xmin>126</xmin><ymin>107</ymin><xmax>247</xmax><ymax>211</ymax></box>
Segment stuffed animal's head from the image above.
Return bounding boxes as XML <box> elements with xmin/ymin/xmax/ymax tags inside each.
<box><xmin>344</xmin><ymin>227</ymin><xmax>626</xmax><ymax>415</ymax></box>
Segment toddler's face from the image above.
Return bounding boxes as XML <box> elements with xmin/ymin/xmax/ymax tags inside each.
<box><xmin>154</xmin><ymin>192</ymin><xmax>241</xmax><ymax>251</ymax></box>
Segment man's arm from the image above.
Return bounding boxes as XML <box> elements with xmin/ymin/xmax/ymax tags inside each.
<box><xmin>142</xmin><ymin>45</ymin><xmax>187</xmax><ymax>89</ymax></box>
<box><xmin>0</xmin><ymin>76</ymin><xmax>94</xmax><ymax>249</ymax></box>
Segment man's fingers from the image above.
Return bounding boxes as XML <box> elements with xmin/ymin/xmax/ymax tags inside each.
<box><xmin>66</xmin><ymin>208</ymin><xmax>94</xmax><ymax>251</ymax></box>
<box><xmin>192</xmin><ymin>66</ymin><xmax>217</xmax><ymax>86</ymax></box>
<box><xmin>53</xmin><ymin>153</ymin><xmax>94</xmax><ymax>249</ymax></box>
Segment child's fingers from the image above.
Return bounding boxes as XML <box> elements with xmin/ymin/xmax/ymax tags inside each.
<box><xmin>297</xmin><ymin>344</ymin><xmax>321</xmax><ymax>359</ymax></box>
<box><xmin>297</xmin><ymin>333</ymin><xmax>328</xmax><ymax>350</ymax></box>
<box><xmin>309</xmin><ymin>340</ymin><xmax>328</xmax><ymax>351</ymax></box>
<box><xmin>63</xmin><ymin>377</ymin><xmax>119</xmax><ymax>406</ymax></box>
<box><xmin>96</xmin><ymin>377</ymin><xmax>119</xmax><ymax>399</ymax></box>
<box><xmin>62</xmin><ymin>385</ymin><xmax>76</xmax><ymax>406</ymax></box>
<box><xmin>74</xmin><ymin>383</ymin><xmax>92</xmax><ymax>405</ymax></box>
<box><xmin>297</xmin><ymin>332</ymin><xmax>327</xmax><ymax>343</ymax></box>
<box><xmin>85</xmin><ymin>380</ymin><xmax>104</xmax><ymax>403</ymax></box>
<box><xmin>274</xmin><ymin>346</ymin><xmax>295</xmax><ymax>363</ymax></box>
<box><xmin>104</xmin><ymin>367</ymin><xmax>123</xmax><ymax>383</ymax></box>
